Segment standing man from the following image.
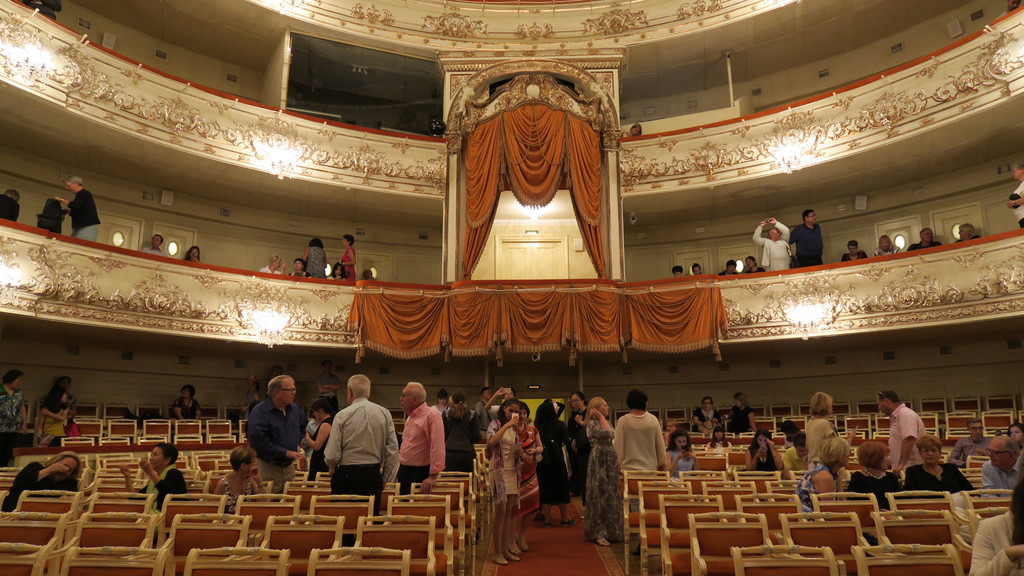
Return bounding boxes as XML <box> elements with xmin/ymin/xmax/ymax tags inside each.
<box><xmin>324</xmin><ymin>374</ymin><xmax>398</xmax><ymax>517</ymax></box>
<box><xmin>55</xmin><ymin>176</ymin><xmax>100</xmax><ymax>241</ymax></box>
<box><xmin>247</xmin><ymin>375</ymin><xmax>306</xmax><ymax>493</ymax></box>
<box><xmin>1007</xmin><ymin>162</ymin><xmax>1024</xmax><ymax>228</ymax></box>
<box><xmin>752</xmin><ymin>218</ymin><xmax>791</xmax><ymax>271</ymax></box>
<box><xmin>789</xmin><ymin>209</ymin><xmax>823</xmax><ymax>267</ymax></box>
<box><xmin>141</xmin><ymin>234</ymin><xmax>165</xmax><ymax>256</ymax></box>
<box><xmin>397</xmin><ymin>382</ymin><xmax>445</xmax><ymax>494</ymax></box>
<box><xmin>981</xmin><ymin>435</ymin><xmax>1020</xmax><ymax>490</ymax></box>
<box><xmin>947</xmin><ymin>418</ymin><xmax>991</xmax><ymax>468</ymax></box>
<box><xmin>0</xmin><ymin>189</ymin><xmax>20</xmax><ymax>222</ymax></box>
<box><xmin>473</xmin><ymin>386</ymin><xmax>494</xmax><ymax>438</ymax></box>
<box><xmin>314</xmin><ymin>360</ymin><xmax>341</xmax><ymax>413</ymax></box>
<box><xmin>877</xmin><ymin>390</ymin><xmax>925</xmax><ymax>475</ymax></box>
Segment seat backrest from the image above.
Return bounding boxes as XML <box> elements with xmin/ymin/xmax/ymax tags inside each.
<box><xmin>16</xmin><ymin>490</ymin><xmax>83</xmax><ymax>518</ymax></box>
<box><xmin>183</xmin><ymin>546</ymin><xmax>290</xmax><ymax>576</ymax></box>
<box><xmin>660</xmin><ymin>494</ymin><xmax>724</xmax><ymax>530</ymax></box>
<box><xmin>732</xmin><ymin>471</ymin><xmax>781</xmax><ymax>494</ymax></box>
<box><xmin>702</xmin><ymin>481</ymin><xmax>755</xmax><ymax>511</ymax></box>
<box><xmin>262</xmin><ymin>515</ymin><xmax>344</xmax><ymax>559</ymax></box>
<box><xmin>74</xmin><ymin>511</ymin><xmax>160</xmax><ymax>548</ymax></box>
<box><xmin>811</xmin><ymin>492</ymin><xmax>879</xmax><ymax>531</ymax></box>
<box><xmin>283</xmin><ymin>481</ymin><xmax>331</xmax><ymax>512</ymax></box>
<box><xmin>356</xmin><ymin>515</ymin><xmax>436</xmax><ymax>561</ymax></box>
<box><xmin>169</xmin><ymin>513</ymin><xmax>250</xmax><ymax>557</ymax></box>
<box><xmin>310</xmin><ymin>495</ymin><xmax>375</xmax><ymax>533</ymax></box>
<box><xmin>852</xmin><ymin>543</ymin><xmax>964</xmax><ymax>576</ymax></box>
<box><xmin>163</xmin><ymin>494</ymin><xmax>227</xmax><ymax>529</ymax></box>
<box><xmin>873</xmin><ymin>509</ymin><xmax>958</xmax><ymax>546</ymax></box>
<box><xmin>87</xmin><ymin>492</ymin><xmax>155</xmax><ymax>515</ymax></box>
<box><xmin>0</xmin><ymin>541</ymin><xmax>53</xmax><ymax>576</ymax></box>
<box><xmin>60</xmin><ymin>545</ymin><xmax>169</xmax><ymax>576</ymax></box>
<box><xmin>732</xmin><ymin>544</ymin><xmax>840</xmax><ymax>576</ymax></box>
<box><xmin>640</xmin><ymin>482</ymin><xmax>691</xmax><ymax>516</ymax></box>
<box><xmin>735</xmin><ymin>494</ymin><xmax>801</xmax><ymax>531</ymax></box>
<box><xmin>0</xmin><ymin>511</ymin><xmax>70</xmax><ymax>546</ymax></box>
<box><xmin>694</xmin><ymin>454</ymin><xmax>729</xmax><ymax>472</ymax></box>
<box><xmin>386</xmin><ymin>495</ymin><xmax>452</xmax><ymax>534</ymax></box>
<box><xmin>690</xmin><ymin>512</ymin><xmax>770</xmax><ymax>557</ymax></box>
<box><xmin>235</xmin><ymin>494</ymin><xmax>301</xmax><ymax>531</ymax></box>
<box><xmin>780</xmin><ymin>511</ymin><xmax>866</xmax><ymax>553</ymax></box>
<box><xmin>885</xmin><ymin>491</ymin><xmax>955</xmax><ymax>513</ymax></box>
<box><xmin>307</xmin><ymin>546</ymin><xmax>411</xmax><ymax>576</ymax></box>
<box><xmin>964</xmin><ymin>489</ymin><xmax>1012</xmax><ymax>512</ymax></box>
<box><xmin>678</xmin><ymin>470</ymin><xmax>728</xmax><ymax>494</ymax></box>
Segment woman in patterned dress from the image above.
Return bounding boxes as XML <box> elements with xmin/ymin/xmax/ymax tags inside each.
<box><xmin>584</xmin><ymin>396</ymin><xmax>623</xmax><ymax>546</ymax></box>
<box><xmin>215</xmin><ymin>445</ymin><xmax>264</xmax><ymax>513</ymax></box>
<box><xmin>487</xmin><ymin>398</ymin><xmax>523</xmax><ymax>565</ymax></box>
<box><xmin>513</xmin><ymin>402</ymin><xmax>543</xmax><ymax>552</ymax></box>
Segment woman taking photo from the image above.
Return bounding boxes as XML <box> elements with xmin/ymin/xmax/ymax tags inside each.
<box><xmin>513</xmin><ymin>403</ymin><xmax>543</xmax><ymax>552</ymax></box>
<box><xmin>487</xmin><ymin>398</ymin><xmax>523</xmax><ymax>565</ymax></box>
<box><xmin>214</xmin><ymin>445</ymin><xmax>265</xmax><ymax>513</ymax></box>
<box><xmin>667</xmin><ymin>429</ymin><xmax>699</xmax><ymax>473</ymax></box>
<box><xmin>0</xmin><ymin>369</ymin><xmax>28</xmax><ymax>467</ymax></box>
<box><xmin>745</xmin><ymin>428</ymin><xmax>783</xmax><ymax>472</ymax></box>
<box><xmin>584</xmin><ymin>396</ymin><xmax>623</xmax><ymax>547</ymax></box>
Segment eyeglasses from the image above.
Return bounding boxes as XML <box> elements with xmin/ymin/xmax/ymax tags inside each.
<box><xmin>989</xmin><ymin>449</ymin><xmax>1012</xmax><ymax>455</ymax></box>
<box><xmin>279</xmin><ymin>388</ymin><xmax>296</xmax><ymax>393</ymax></box>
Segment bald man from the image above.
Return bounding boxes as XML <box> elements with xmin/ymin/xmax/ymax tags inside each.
<box><xmin>397</xmin><ymin>382</ymin><xmax>445</xmax><ymax>493</ymax></box>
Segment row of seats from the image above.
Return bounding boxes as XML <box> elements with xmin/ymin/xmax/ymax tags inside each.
<box><xmin>57</xmin><ymin>419</ymin><xmax>243</xmax><ymax>447</ymax></box>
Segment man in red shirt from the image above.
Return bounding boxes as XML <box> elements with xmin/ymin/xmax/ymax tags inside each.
<box><xmin>397</xmin><ymin>382</ymin><xmax>445</xmax><ymax>494</ymax></box>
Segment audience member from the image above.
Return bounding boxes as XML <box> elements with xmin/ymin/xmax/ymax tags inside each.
<box><xmin>291</xmin><ymin>258</ymin><xmax>309</xmax><ymax>277</ymax></box>
<box><xmin>567</xmin><ymin>391</ymin><xmax>590</xmax><ymax>499</ymax></box>
<box><xmin>789</xmin><ymin>209</ymin><xmax>823</xmax><ymax>267</ymax></box>
<box><xmin>613</xmin><ymin>389</ymin><xmax>666</xmax><ymax>472</ymax></box>
<box><xmin>666</xmin><ymin>429</ymin><xmax>699</xmax><ymax>473</ymax></box>
<box><xmin>55</xmin><ymin>176</ymin><xmax>101</xmax><ymax>241</ymax></box>
<box><xmin>487</xmin><ymin>398</ymin><xmax>523</xmax><ymax>565</ymax></box>
<box><xmin>982</xmin><ymin>435</ymin><xmax>1021</xmax><ymax>490</ymax></box>
<box><xmin>141</xmin><ymin>234</ymin><xmax>165</xmax><ymax>256</ymax></box>
<box><xmin>121</xmin><ymin>442</ymin><xmax>186</xmax><ymax>511</ymax></box>
<box><xmin>0</xmin><ymin>189</ymin><xmax>20</xmax><ymax>222</ymax></box>
<box><xmin>718</xmin><ymin>260</ymin><xmax>739</xmax><ymax>275</ymax></box>
<box><xmin>18</xmin><ymin>1</ymin><xmax>61</xmax><ymax>20</ymax></box>
<box><xmin>304</xmin><ymin>238</ymin><xmax>327</xmax><ymax>278</ymax></box>
<box><xmin>706</xmin><ymin>425</ymin><xmax>731</xmax><ymax>451</ymax></box>
<box><xmin>956</xmin><ymin>222</ymin><xmax>981</xmax><ymax>242</ymax></box>
<box><xmin>214</xmin><ymin>445</ymin><xmax>265</xmax><ymax>513</ymax></box>
<box><xmin>671</xmin><ymin>265</ymin><xmax>684</xmax><ymax>277</ymax></box>
<box><xmin>535</xmin><ymin>399</ymin><xmax>574</xmax><ymax>526</ymax></box>
<box><xmin>2</xmin><ymin>451</ymin><xmax>81</xmax><ymax>511</ymax></box>
<box><xmin>690</xmin><ymin>263</ymin><xmax>703</xmax><ymax>275</ymax></box>
<box><xmin>745</xmin><ymin>428</ymin><xmax>782</xmax><ymax>472</ymax></box>
<box><xmin>513</xmin><ymin>402</ymin><xmax>541</xmax><ymax>551</ymax></box>
<box><xmin>473</xmin><ymin>387</ymin><xmax>495</xmax><ymax>437</ymax></box>
<box><xmin>628</xmin><ymin>123</ymin><xmax>642</xmax><ymax>137</ymax></box>
<box><xmin>183</xmin><ymin>245</ymin><xmax>201</xmax><ymax>262</ymax></box>
<box><xmin>1010</xmin><ymin>423</ymin><xmax>1024</xmax><ymax>448</ymax></box>
<box><xmin>0</xmin><ymin>369</ymin><xmax>27</xmax><ymax>467</ymax></box>
<box><xmin>170</xmin><ymin>385</ymin><xmax>201</xmax><ymax>420</ymax></box>
<box><xmin>874</xmin><ymin>234</ymin><xmax>899</xmax><ymax>256</ymax></box>
<box><xmin>970</xmin><ymin>470</ymin><xmax>1024</xmax><ymax>575</ymax></box>
<box><xmin>727</xmin><ymin>392</ymin><xmax>756</xmax><ymax>435</ymax></box>
<box><xmin>239</xmin><ymin>374</ymin><xmax>260</xmax><ymax>419</ymax></box>
<box><xmin>362</xmin><ymin>269</ymin><xmax>374</xmax><ymax>280</ymax></box>
<box><xmin>907</xmin><ymin>228</ymin><xmax>942</xmax><ymax>251</ymax></box>
<box><xmin>330</xmin><ymin>262</ymin><xmax>345</xmax><ymax>280</ymax></box>
<box><xmin>743</xmin><ymin>256</ymin><xmax>765</xmax><ymax>273</ymax></box>
<box><xmin>52</xmin><ymin>375</ymin><xmax>76</xmax><ymax>417</ymax></box>
<box><xmin>691</xmin><ymin>396</ymin><xmax>721</xmax><ymax>434</ymax></box>
<box><xmin>948</xmin><ymin>418</ymin><xmax>992</xmax><ymax>467</ymax></box>
<box><xmin>902</xmin><ymin>435</ymin><xmax>973</xmax><ymax>493</ymax></box>
<box><xmin>315</xmin><ymin>360</ymin><xmax>341</xmax><ymax>413</ymax></box>
<box><xmin>341</xmin><ymin>234</ymin><xmax>357</xmax><ymax>280</ymax></box>
<box><xmin>805</xmin><ymin>391</ymin><xmax>841</xmax><ymax>465</ymax></box>
<box><xmin>259</xmin><ymin>254</ymin><xmax>284</xmax><ymax>274</ymax></box>
<box><xmin>37</xmin><ymin>385</ymin><xmax>69</xmax><ymax>447</ymax></box>
<box><xmin>847</xmin><ymin>441</ymin><xmax>901</xmax><ymax>510</ymax></box>
<box><xmin>752</xmin><ymin>218</ymin><xmax>791</xmax><ymax>271</ymax></box>
<box><xmin>433</xmin><ymin>388</ymin><xmax>449</xmax><ymax>414</ymax></box>
<box><xmin>248</xmin><ymin>375</ymin><xmax>306</xmax><ymax>493</ymax></box>
<box><xmin>796</xmin><ymin>436</ymin><xmax>849</xmax><ymax>512</ymax></box>
<box><xmin>397</xmin><ymin>382</ymin><xmax>445</xmax><ymax>494</ymax></box>
<box><xmin>840</xmin><ymin>240</ymin><xmax>867</xmax><ymax>261</ymax></box>
<box><xmin>1011</xmin><ymin>0</ymin><xmax>1023</xmax><ymax>13</ymax></box>
<box><xmin>324</xmin><ymin>374</ymin><xmax>398</xmax><ymax>517</ymax></box>
<box><xmin>442</xmin><ymin>388</ymin><xmax>479</xmax><ymax>473</ymax></box>
<box><xmin>584</xmin><ymin>396</ymin><xmax>623</xmax><ymax>547</ymax></box>
<box><xmin>780</xmin><ymin>420</ymin><xmax>800</xmax><ymax>448</ymax></box>
<box><xmin>782</xmin><ymin>432</ymin><xmax>808</xmax><ymax>480</ymax></box>
<box><xmin>1008</xmin><ymin>162</ymin><xmax>1024</xmax><ymax>228</ymax></box>
<box><xmin>877</xmin><ymin>389</ymin><xmax>925</xmax><ymax>474</ymax></box>
<box><xmin>304</xmin><ymin>398</ymin><xmax>335</xmax><ymax>481</ymax></box>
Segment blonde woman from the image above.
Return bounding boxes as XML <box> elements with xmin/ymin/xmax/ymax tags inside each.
<box><xmin>805</xmin><ymin>391</ymin><xmax>839</xmax><ymax>464</ymax></box>
<box><xmin>583</xmin><ymin>397</ymin><xmax>623</xmax><ymax>547</ymax></box>
<box><xmin>2</xmin><ymin>451</ymin><xmax>82</xmax><ymax>511</ymax></box>
<box><xmin>796</xmin><ymin>436</ymin><xmax>849</xmax><ymax>512</ymax></box>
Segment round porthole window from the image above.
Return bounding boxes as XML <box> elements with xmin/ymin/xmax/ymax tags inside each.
<box><xmin>735</xmin><ymin>260</ymin><xmax>745</xmax><ymax>273</ymax></box>
<box><xmin>369</xmin><ymin>266</ymin><xmax>378</xmax><ymax>280</ymax></box>
<box><xmin>167</xmin><ymin>241</ymin><xmax>179</xmax><ymax>256</ymax></box>
<box><xmin>111</xmin><ymin>231</ymin><xmax>125</xmax><ymax>247</ymax></box>
<box><xmin>950</xmin><ymin>224</ymin><xmax>960</xmax><ymax>240</ymax></box>
<box><xmin>893</xmin><ymin>234</ymin><xmax>907</xmax><ymax>250</ymax></box>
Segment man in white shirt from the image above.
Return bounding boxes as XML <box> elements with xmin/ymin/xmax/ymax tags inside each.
<box><xmin>752</xmin><ymin>218</ymin><xmax>791</xmax><ymax>271</ymax></box>
<box><xmin>141</xmin><ymin>234</ymin><xmax>165</xmax><ymax>256</ymax></box>
<box><xmin>1007</xmin><ymin>162</ymin><xmax>1024</xmax><ymax>228</ymax></box>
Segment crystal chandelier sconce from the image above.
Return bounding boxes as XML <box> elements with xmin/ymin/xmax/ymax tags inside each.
<box><xmin>241</xmin><ymin>306</ymin><xmax>291</xmax><ymax>348</ymax></box>
<box><xmin>0</xmin><ymin>14</ymin><xmax>54</xmax><ymax>85</ymax></box>
<box><xmin>764</xmin><ymin>111</ymin><xmax>828</xmax><ymax>174</ymax></box>
<box><xmin>245</xmin><ymin>117</ymin><xmax>312</xmax><ymax>179</ymax></box>
<box><xmin>0</xmin><ymin>261</ymin><xmax>22</xmax><ymax>305</ymax></box>
<box><xmin>784</xmin><ymin>302</ymin><xmax>830</xmax><ymax>340</ymax></box>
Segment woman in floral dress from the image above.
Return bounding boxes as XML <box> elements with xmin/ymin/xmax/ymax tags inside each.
<box><xmin>584</xmin><ymin>396</ymin><xmax>623</xmax><ymax>546</ymax></box>
<box><xmin>513</xmin><ymin>403</ymin><xmax>542</xmax><ymax>552</ymax></box>
<box><xmin>487</xmin><ymin>399</ymin><xmax>523</xmax><ymax>565</ymax></box>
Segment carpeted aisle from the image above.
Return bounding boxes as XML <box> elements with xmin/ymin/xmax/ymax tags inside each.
<box><xmin>480</xmin><ymin>499</ymin><xmax>625</xmax><ymax>576</ymax></box>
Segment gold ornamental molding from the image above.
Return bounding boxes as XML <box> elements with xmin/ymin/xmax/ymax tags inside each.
<box><xmin>241</xmin><ymin>0</ymin><xmax>801</xmax><ymax>52</ymax></box>
<box><xmin>0</xmin><ymin>3</ymin><xmax>446</xmax><ymax>196</ymax></box>
<box><xmin>619</xmin><ymin>21</ymin><xmax>1024</xmax><ymax>193</ymax></box>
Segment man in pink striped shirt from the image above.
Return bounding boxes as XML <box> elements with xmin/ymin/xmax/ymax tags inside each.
<box><xmin>397</xmin><ymin>382</ymin><xmax>446</xmax><ymax>493</ymax></box>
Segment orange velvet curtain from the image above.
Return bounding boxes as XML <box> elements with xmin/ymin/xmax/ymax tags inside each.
<box><xmin>462</xmin><ymin>103</ymin><xmax>605</xmax><ymax>279</ymax></box>
<box><xmin>350</xmin><ymin>282</ymin><xmax>727</xmax><ymax>361</ymax></box>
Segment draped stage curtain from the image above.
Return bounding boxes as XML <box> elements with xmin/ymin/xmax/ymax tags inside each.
<box><xmin>462</xmin><ymin>102</ymin><xmax>606</xmax><ymax>279</ymax></box>
<box><xmin>349</xmin><ymin>281</ymin><xmax>727</xmax><ymax>362</ymax></box>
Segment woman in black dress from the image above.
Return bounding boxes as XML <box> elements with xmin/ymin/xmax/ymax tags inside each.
<box><xmin>847</xmin><ymin>441</ymin><xmax>901</xmax><ymax>510</ymax></box>
<box><xmin>2</xmin><ymin>451</ymin><xmax>82</xmax><ymax>511</ymax></box>
<box><xmin>566</xmin><ymin>391</ymin><xmax>590</xmax><ymax>499</ymax></box>
<box><xmin>902</xmin><ymin>435</ymin><xmax>972</xmax><ymax>493</ymax></box>
<box><xmin>305</xmin><ymin>398</ymin><xmax>335</xmax><ymax>480</ymax></box>
<box><xmin>442</xmin><ymin>388</ymin><xmax>479</xmax><ymax>473</ymax></box>
<box><xmin>727</xmin><ymin>392</ymin><xmax>756</xmax><ymax>435</ymax></box>
<box><xmin>535</xmin><ymin>399</ymin><xmax>575</xmax><ymax>526</ymax></box>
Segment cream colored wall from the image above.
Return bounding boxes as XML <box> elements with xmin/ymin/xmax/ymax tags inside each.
<box><xmin>623</xmin><ymin>156</ymin><xmax>1021</xmax><ymax>280</ymax></box>
<box><xmin>0</xmin><ymin>145</ymin><xmax>444</xmax><ymax>284</ymax></box>
<box><xmin>60</xmin><ymin>2</ymin><xmax>264</xmax><ymax>101</ymax></box>
<box><xmin>472</xmin><ymin>219</ymin><xmax>599</xmax><ymax>280</ymax></box>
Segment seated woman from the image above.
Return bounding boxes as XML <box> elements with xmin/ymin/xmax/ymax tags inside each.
<box><xmin>667</xmin><ymin>429</ymin><xmax>699</xmax><ymax>473</ymax></box>
<box><xmin>170</xmin><ymin>385</ymin><xmax>201</xmax><ymax>420</ymax></box>
<box><xmin>120</xmin><ymin>442</ymin><xmax>187</xmax><ymax>511</ymax></box>
<box><xmin>971</xmin><ymin>472</ymin><xmax>1024</xmax><ymax>576</ymax></box>
<box><xmin>846</xmin><ymin>440</ymin><xmax>902</xmax><ymax>509</ymax></box>
<box><xmin>706</xmin><ymin>425</ymin><xmax>731</xmax><ymax>451</ymax></box>
<box><xmin>797</xmin><ymin>436</ymin><xmax>849</xmax><ymax>512</ymax></box>
<box><xmin>745</xmin><ymin>428</ymin><xmax>783</xmax><ymax>472</ymax></box>
<box><xmin>902</xmin><ymin>434</ymin><xmax>973</xmax><ymax>493</ymax></box>
<box><xmin>214</xmin><ymin>445</ymin><xmax>264</xmax><ymax>513</ymax></box>
<box><xmin>840</xmin><ymin>240</ymin><xmax>868</xmax><ymax>261</ymax></box>
<box><xmin>1</xmin><ymin>451</ymin><xmax>82</xmax><ymax>511</ymax></box>
<box><xmin>291</xmin><ymin>258</ymin><xmax>309</xmax><ymax>277</ymax></box>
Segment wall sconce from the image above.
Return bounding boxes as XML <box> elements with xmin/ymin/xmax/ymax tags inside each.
<box><xmin>0</xmin><ymin>13</ymin><xmax>54</xmax><ymax>85</ymax></box>
<box><xmin>240</xmin><ymin>306</ymin><xmax>290</xmax><ymax>348</ymax></box>
<box><xmin>243</xmin><ymin>118</ymin><xmax>313</xmax><ymax>179</ymax></box>
<box><xmin>0</xmin><ymin>258</ymin><xmax>22</xmax><ymax>305</ymax></box>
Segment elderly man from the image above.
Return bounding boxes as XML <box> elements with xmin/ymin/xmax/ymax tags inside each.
<box><xmin>55</xmin><ymin>176</ymin><xmax>101</xmax><ymax>241</ymax></box>
<box><xmin>247</xmin><ymin>375</ymin><xmax>306</xmax><ymax>493</ymax></box>
<box><xmin>752</xmin><ymin>218</ymin><xmax>791</xmax><ymax>271</ymax></box>
<box><xmin>324</xmin><ymin>374</ymin><xmax>398</xmax><ymax>517</ymax></box>
<box><xmin>877</xmin><ymin>390</ymin><xmax>926</xmax><ymax>475</ymax></box>
<box><xmin>907</xmin><ymin>228</ymin><xmax>943</xmax><ymax>251</ymax></box>
<box><xmin>981</xmin><ymin>435</ymin><xmax>1020</xmax><ymax>490</ymax></box>
<box><xmin>948</xmin><ymin>418</ymin><xmax>992</xmax><ymax>468</ymax></box>
<box><xmin>397</xmin><ymin>382</ymin><xmax>445</xmax><ymax>494</ymax></box>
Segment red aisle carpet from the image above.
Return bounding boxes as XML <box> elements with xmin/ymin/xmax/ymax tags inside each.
<box><xmin>481</xmin><ymin>499</ymin><xmax>624</xmax><ymax>576</ymax></box>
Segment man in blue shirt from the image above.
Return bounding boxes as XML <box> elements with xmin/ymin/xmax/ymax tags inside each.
<box><xmin>789</xmin><ymin>209</ymin><xmax>823</xmax><ymax>267</ymax></box>
<box><xmin>247</xmin><ymin>375</ymin><xmax>306</xmax><ymax>493</ymax></box>
<box><xmin>981</xmin><ymin>435</ymin><xmax>1020</xmax><ymax>490</ymax></box>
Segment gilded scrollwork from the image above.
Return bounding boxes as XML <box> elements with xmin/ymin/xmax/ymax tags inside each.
<box><xmin>351</xmin><ymin>4</ymin><xmax>394</xmax><ymax>26</ymax></box>
<box><xmin>582</xmin><ymin>9</ymin><xmax>649</xmax><ymax>36</ymax></box>
<box><xmin>191</xmin><ymin>271</ymin><xmax>226</xmax><ymax>290</ymax></box>
<box><xmin>515</xmin><ymin>23</ymin><xmax>555</xmax><ymax>41</ymax></box>
<box><xmin>107</xmin><ymin>273</ymin><xmax>210</xmax><ymax>318</ymax></box>
<box><xmin>140</xmin><ymin>96</ymin><xmax>223</xmax><ymax>138</ymax></box>
<box><xmin>86</xmin><ymin>256</ymin><xmax>126</xmax><ymax>273</ymax></box>
<box><xmin>27</xmin><ymin>242</ymin><xmax>102</xmax><ymax>302</ymax></box>
<box><xmin>334</xmin><ymin>144</ymin><xmax>404</xmax><ymax>183</ymax></box>
<box><xmin>854</xmin><ymin>268</ymin><xmax>962</xmax><ymax>313</ymax></box>
<box><xmin>677</xmin><ymin>0</ymin><xmax>723</xmax><ymax>21</ymax></box>
<box><xmin>422</xmin><ymin>11</ymin><xmax>487</xmax><ymax>39</ymax></box>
